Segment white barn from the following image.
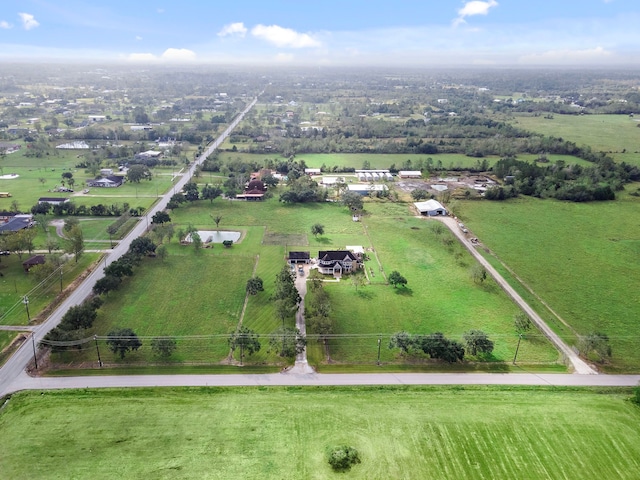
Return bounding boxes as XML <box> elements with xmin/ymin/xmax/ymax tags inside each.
<box><xmin>414</xmin><ymin>199</ymin><xmax>447</xmax><ymax>216</ymax></box>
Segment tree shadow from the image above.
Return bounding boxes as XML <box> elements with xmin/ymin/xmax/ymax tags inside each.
<box><xmin>394</xmin><ymin>287</ymin><xmax>413</xmax><ymax>296</ymax></box>
<box><xmin>356</xmin><ymin>289</ymin><xmax>374</xmax><ymax>299</ymax></box>
<box><xmin>316</xmin><ymin>237</ymin><xmax>332</xmax><ymax>245</ymax></box>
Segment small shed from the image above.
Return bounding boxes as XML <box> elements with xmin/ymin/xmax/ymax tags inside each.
<box><xmin>38</xmin><ymin>197</ymin><xmax>69</xmax><ymax>205</ymax></box>
<box><xmin>22</xmin><ymin>255</ymin><xmax>46</xmax><ymax>272</ymax></box>
<box><xmin>399</xmin><ymin>171</ymin><xmax>422</xmax><ymax>178</ymax></box>
<box><xmin>414</xmin><ymin>199</ymin><xmax>447</xmax><ymax>216</ymax></box>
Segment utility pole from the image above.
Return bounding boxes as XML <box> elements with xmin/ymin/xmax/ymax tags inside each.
<box><xmin>377</xmin><ymin>337</ymin><xmax>382</xmax><ymax>366</ymax></box>
<box><xmin>512</xmin><ymin>334</ymin><xmax>523</xmax><ymax>365</ymax></box>
<box><xmin>31</xmin><ymin>332</ymin><xmax>38</xmax><ymax>370</ymax></box>
<box><xmin>94</xmin><ymin>335</ymin><xmax>103</xmax><ymax>367</ymax></box>
<box><xmin>22</xmin><ymin>295</ymin><xmax>30</xmax><ymax>322</ymax></box>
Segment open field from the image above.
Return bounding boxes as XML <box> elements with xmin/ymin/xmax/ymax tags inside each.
<box><xmin>0</xmin><ymin>253</ymin><xmax>100</xmax><ymax>326</ymax></box>
<box><xmin>460</xmin><ymin>186</ymin><xmax>640</xmax><ymax>372</ymax></box>
<box><xmin>53</xmin><ymin>196</ymin><xmax>559</xmax><ymax>369</ymax></box>
<box><xmin>511</xmin><ymin>113</ymin><xmax>640</xmax><ymax>164</ymax></box>
<box><xmin>2</xmin><ymin>386</ymin><xmax>640</xmax><ymax>479</ymax></box>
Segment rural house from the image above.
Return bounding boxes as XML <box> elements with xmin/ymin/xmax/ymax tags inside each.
<box><xmin>86</xmin><ymin>176</ymin><xmax>124</xmax><ymax>188</ymax></box>
<box><xmin>288</xmin><ymin>251</ymin><xmax>310</xmax><ymax>265</ymax></box>
<box><xmin>317</xmin><ymin>250</ymin><xmax>361</xmax><ymax>276</ymax></box>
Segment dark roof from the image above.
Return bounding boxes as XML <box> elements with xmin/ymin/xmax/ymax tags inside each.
<box><xmin>289</xmin><ymin>251</ymin><xmax>310</xmax><ymax>260</ymax></box>
<box><xmin>22</xmin><ymin>255</ymin><xmax>46</xmax><ymax>267</ymax></box>
<box><xmin>318</xmin><ymin>251</ymin><xmax>358</xmax><ymax>262</ymax></box>
<box><xmin>0</xmin><ymin>216</ymin><xmax>31</xmax><ymax>233</ymax></box>
<box><xmin>245</xmin><ymin>179</ymin><xmax>266</xmax><ymax>192</ymax></box>
<box><xmin>38</xmin><ymin>197</ymin><xmax>69</xmax><ymax>203</ymax></box>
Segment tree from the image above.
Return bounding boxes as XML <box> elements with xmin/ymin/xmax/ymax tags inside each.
<box><xmin>127</xmin><ymin>164</ymin><xmax>151</xmax><ymax>183</ymax></box>
<box><xmin>183</xmin><ymin>182</ymin><xmax>199</xmax><ymax>201</ymax></box>
<box><xmin>63</xmin><ymin>217</ymin><xmax>79</xmax><ymax>232</ymax></box>
<box><xmin>463</xmin><ymin>330</ymin><xmax>494</xmax><ymax>356</ymax></box>
<box><xmin>201</xmin><ymin>184</ymin><xmax>222</xmax><ymax>203</ymax></box>
<box><xmin>577</xmin><ymin>332</ymin><xmax>612</xmax><ymax>363</ymax></box>
<box><xmin>156</xmin><ymin>244</ymin><xmax>168</xmax><ymax>262</ymax></box>
<box><xmin>129</xmin><ymin>236</ymin><xmax>157</xmax><ymax>257</ymax></box>
<box><xmin>272</xmin><ymin>265</ymin><xmax>301</xmax><ymax>325</ymax></box>
<box><xmin>106</xmin><ymin>328</ymin><xmax>142</xmax><ymax>359</ymax></box>
<box><xmin>33</xmin><ymin>213</ymin><xmax>49</xmax><ymax>233</ymax></box>
<box><xmin>262</xmin><ymin>174</ymin><xmax>279</xmax><ymax>188</ymax></box>
<box><xmin>93</xmin><ymin>275</ymin><xmax>121</xmax><ymax>295</ymax></box>
<box><xmin>414</xmin><ymin>332</ymin><xmax>465</xmax><ymax>362</ymax></box>
<box><xmin>191</xmin><ymin>232</ymin><xmax>202</xmax><ymax>251</ymax></box>
<box><xmin>65</xmin><ymin>225</ymin><xmax>84</xmax><ymax>263</ymax></box>
<box><xmin>151</xmin><ymin>211</ymin><xmax>171</xmax><ymax>225</ymax></box>
<box><xmin>59</xmin><ymin>302</ymin><xmax>98</xmax><ymax>330</ymax></box>
<box><xmin>104</xmin><ymin>257</ymin><xmax>134</xmax><ymax>278</ymax></box>
<box><xmin>246</xmin><ymin>276</ymin><xmax>264</xmax><ymax>295</ymax></box>
<box><xmin>388</xmin><ymin>270</ymin><xmax>407</xmax><ymax>288</ymax></box>
<box><xmin>211</xmin><ymin>214</ymin><xmax>222</xmax><ymax>229</ymax></box>
<box><xmin>514</xmin><ymin>313</ymin><xmax>532</xmax><ymax>335</ymax></box>
<box><xmin>471</xmin><ymin>263</ymin><xmax>487</xmax><ymax>284</ymax></box>
<box><xmin>411</xmin><ymin>188</ymin><xmax>430</xmax><ymax>201</ymax></box>
<box><xmin>228</xmin><ymin>327</ymin><xmax>261</xmax><ymax>364</ymax></box>
<box><xmin>328</xmin><ymin>446</ymin><xmax>361</xmax><ymax>472</ymax></box>
<box><xmin>341</xmin><ymin>191</ymin><xmax>364</xmax><ymax>212</ymax></box>
<box><xmin>269</xmin><ymin>327</ymin><xmax>306</xmax><ymax>358</ymax></box>
<box><xmin>45</xmin><ymin>234</ymin><xmax>59</xmax><ymax>254</ymax></box>
<box><xmin>351</xmin><ymin>273</ymin><xmax>366</xmax><ymax>291</ymax></box>
<box><xmin>311</xmin><ymin>223</ymin><xmax>325</xmax><ymax>238</ymax></box>
<box><xmin>151</xmin><ymin>337</ymin><xmax>177</xmax><ymax>359</ymax></box>
<box><xmin>388</xmin><ymin>331</ymin><xmax>413</xmax><ymax>354</ymax></box>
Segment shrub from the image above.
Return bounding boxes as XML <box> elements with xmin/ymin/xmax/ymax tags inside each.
<box><xmin>328</xmin><ymin>445</ymin><xmax>361</xmax><ymax>471</ymax></box>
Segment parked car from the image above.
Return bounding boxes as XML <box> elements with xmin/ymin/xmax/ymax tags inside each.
<box><xmin>0</xmin><ymin>250</ymin><xmax>10</xmax><ymax>256</ymax></box>
<box><xmin>298</xmin><ymin>267</ymin><xmax>304</xmax><ymax>276</ymax></box>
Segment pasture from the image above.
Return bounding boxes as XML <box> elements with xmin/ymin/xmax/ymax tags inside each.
<box><xmin>1</xmin><ymin>386</ymin><xmax>640</xmax><ymax>479</ymax></box>
<box><xmin>511</xmin><ymin>113</ymin><xmax>640</xmax><ymax>166</ymax></box>
<box><xmin>460</xmin><ymin>186</ymin><xmax>640</xmax><ymax>372</ymax></box>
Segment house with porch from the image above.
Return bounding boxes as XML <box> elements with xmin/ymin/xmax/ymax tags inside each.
<box><xmin>317</xmin><ymin>250</ymin><xmax>361</xmax><ymax>276</ymax></box>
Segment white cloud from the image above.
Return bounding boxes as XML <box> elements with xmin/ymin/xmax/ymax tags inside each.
<box><xmin>519</xmin><ymin>46</ymin><xmax>612</xmax><ymax>65</ymax></box>
<box><xmin>18</xmin><ymin>13</ymin><xmax>40</xmax><ymax>30</ymax></box>
<box><xmin>157</xmin><ymin>8</ymin><xmax>165</xmax><ymax>14</ymax></box>
<box><xmin>0</xmin><ymin>21</ymin><xmax>12</xmax><ymax>29</ymax></box>
<box><xmin>135</xmin><ymin>36</ymin><xmax>142</xmax><ymax>41</ymax></box>
<box><xmin>161</xmin><ymin>48</ymin><xmax>196</xmax><ymax>61</ymax></box>
<box><xmin>251</xmin><ymin>24</ymin><xmax>321</xmax><ymax>48</ymax></box>
<box><xmin>218</xmin><ymin>22</ymin><xmax>247</xmax><ymax>38</ymax></box>
<box><xmin>454</xmin><ymin>1</ymin><xmax>498</xmax><ymax>26</ymax></box>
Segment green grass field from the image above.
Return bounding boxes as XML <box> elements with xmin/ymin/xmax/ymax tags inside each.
<box><xmin>511</xmin><ymin>113</ymin><xmax>640</xmax><ymax>165</ymax></box>
<box><xmin>460</xmin><ymin>187</ymin><xmax>640</xmax><ymax>372</ymax></box>
<box><xmin>55</xmin><ymin>195</ymin><xmax>559</xmax><ymax>369</ymax></box>
<box><xmin>2</xmin><ymin>386</ymin><xmax>640</xmax><ymax>479</ymax></box>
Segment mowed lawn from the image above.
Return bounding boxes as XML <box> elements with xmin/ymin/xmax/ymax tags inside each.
<box><xmin>2</xmin><ymin>387</ymin><xmax>640</xmax><ymax>479</ymax></box>
<box><xmin>461</xmin><ymin>189</ymin><xmax>640</xmax><ymax>372</ymax></box>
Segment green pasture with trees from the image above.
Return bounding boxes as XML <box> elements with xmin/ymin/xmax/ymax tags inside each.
<box><xmin>460</xmin><ymin>187</ymin><xmax>640</xmax><ymax>372</ymax></box>
<box><xmin>2</xmin><ymin>386</ymin><xmax>640</xmax><ymax>479</ymax></box>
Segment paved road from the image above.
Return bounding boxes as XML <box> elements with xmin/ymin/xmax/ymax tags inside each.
<box><xmin>0</xmin><ymin>97</ymin><xmax>258</xmax><ymax>398</ymax></box>
<box><xmin>4</xmin><ymin>371</ymin><xmax>640</xmax><ymax>396</ymax></box>
<box><xmin>289</xmin><ymin>264</ymin><xmax>314</xmax><ymax>373</ymax></box>
<box><xmin>433</xmin><ymin>216</ymin><xmax>596</xmax><ymax>375</ymax></box>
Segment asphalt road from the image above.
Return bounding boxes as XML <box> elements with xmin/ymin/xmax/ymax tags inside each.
<box><xmin>4</xmin><ymin>370</ymin><xmax>640</xmax><ymax>396</ymax></box>
<box><xmin>0</xmin><ymin>97</ymin><xmax>258</xmax><ymax>398</ymax></box>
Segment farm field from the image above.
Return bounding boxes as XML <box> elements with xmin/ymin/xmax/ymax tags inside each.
<box><xmin>460</xmin><ymin>186</ymin><xmax>640</xmax><ymax>372</ymax></box>
<box><xmin>2</xmin><ymin>386</ymin><xmax>640</xmax><ymax>479</ymax></box>
<box><xmin>511</xmin><ymin>113</ymin><xmax>640</xmax><ymax>162</ymax></box>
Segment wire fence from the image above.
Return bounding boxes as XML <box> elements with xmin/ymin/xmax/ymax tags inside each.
<box><xmin>38</xmin><ymin>332</ymin><xmax>585</xmax><ymax>369</ymax></box>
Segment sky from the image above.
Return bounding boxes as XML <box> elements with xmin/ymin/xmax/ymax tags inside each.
<box><xmin>0</xmin><ymin>0</ymin><xmax>639</xmax><ymax>66</ymax></box>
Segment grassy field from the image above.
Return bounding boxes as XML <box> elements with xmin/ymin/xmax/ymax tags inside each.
<box><xmin>460</xmin><ymin>186</ymin><xmax>640</xmax><ymax>372</ymax></box>
<box><xmin>60</xmin><ymin>195</ymin><xmax>558</xmax><ymax>369</ymax></box>
<box><xmin>511</xmin><ymin>113</ymin><xmax>640</xmax><ymax>165</ymax></box>
<box><xmin>0</xmin><ymin>253</ymin><xmax>100</xmax><ymax>326</ymax></box>
<box><xmin>2</xmin><ymin>386</ymin><xmax>640</xmax><ymax>479</ymax></box>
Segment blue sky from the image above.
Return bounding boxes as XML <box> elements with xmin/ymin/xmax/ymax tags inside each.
<box><xmin>0</xmin><ymin>0</ymin><xmax>639</xmax><ymax>65</ymax></box>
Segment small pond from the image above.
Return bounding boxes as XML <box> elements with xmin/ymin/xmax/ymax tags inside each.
<box><xmin>185</xmin><ymin>230</ymin><xmax>241</xmax><ymax>244</ymax></box>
